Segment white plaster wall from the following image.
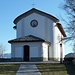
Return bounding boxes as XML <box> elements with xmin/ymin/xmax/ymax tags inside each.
<box><xmin>47</xmin><ymin>19</ymin><xmax>54</xmax><ymax>59</ymax></box>
<box><xmin>16</xmin><ymin>13</ymin><xmax>54</xmax><ymax>41</ymax></box>
<box><xmin>16</xmin><ymin>12</ymin><xmax>54</xmax><ymax>60</ymax></box>
<box><xmin>11</xmin><ymin>44</ymin><xmax>14</xmax><ymax>58</ymax></box>
<box><xmin>23</xmin><ymin>13</ymin><xmax>47</xmax><ymax>40</ymax></box>
<box><xmin>17</xmin><ymin>20</ymin><xmax>23</xmax><ymax>38</ymax></box>
<box><xmin>11</xmin><ymin>42</ymin><xmax>42</xmax><ymax>59</ymax></box>
<box><xmin>53</xmin><ymin>23</ymin><xmax>65</xmax><ymax>61</ymax></box>
<box><xmin>54</xmin><ymin>23</ymin><xmax>60</xmax><ymax>60</ymax></box>
<box><xmin>14</xmin><ymin>47</ymin><xmax>23</xmax><ymax>58</ymax></box>
<box><xmin>30</xmin><ymin>47</ymin><xmax>39</xmax><ymax>57</ymax></box>
<box><xmin>62</xmin><ymin>41</ymin><xmax>65</xmax><ymax>59</ymax></box>
<box><xmin>49</xmin><ymin>46</ymin><xmax>53</xmax><ymax>59</ymax></box>
<box><xmin>42</xmin><ymin>42</ymin><xmax>48</xmax><ymax>61</ymax></box>
<box><xmin>47</xmin><ymin>18</ymin><xmax>54</xmax><ymax>42</ymax></box>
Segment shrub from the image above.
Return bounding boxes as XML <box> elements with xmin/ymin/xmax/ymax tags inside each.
<box><xmin>64</xmin><ymin>57</ymin><xmax>74</xmax><ymax>63</ymax></box>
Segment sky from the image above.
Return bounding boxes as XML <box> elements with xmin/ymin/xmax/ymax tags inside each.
<box><xmin>0</xmin><ymin>0</ymin><xmax>73</xmax><ymax>55</ymax></box>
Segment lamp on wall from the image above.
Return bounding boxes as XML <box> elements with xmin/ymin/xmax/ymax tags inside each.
<box><xmin>60</xmin><ymin>43</ymin><xmax>63</xmax><ymax>63</ymax></box>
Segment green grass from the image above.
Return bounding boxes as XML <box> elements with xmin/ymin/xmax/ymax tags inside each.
<box><xmin>0</xmin><ymin>64</ymin><xmax>20</xmax><ymax>75</ymax></box>
<box><xmin>36</xmin><ymin>63</ymin><xmax>75</xmax><ymax>75</ymax></box>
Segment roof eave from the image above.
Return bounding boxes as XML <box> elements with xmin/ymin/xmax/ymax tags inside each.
<box><xmin>57</xmin><ymin>23</ymin><xmax>66</xmax><ymax>37</ymax></box>
<box><xmin>8</xmin><ymin>40</ymin><xmax>45</xmax><ymax>43</ymax></box>
<box><xmin>14</xmin><ymin>8</ymin><xmax>59</xmax><ymax>24</ymax></box>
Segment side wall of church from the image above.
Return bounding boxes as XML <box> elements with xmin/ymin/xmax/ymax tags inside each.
<box><xmin>53</xmin><ymin>23</ymin><xmax>65</xmax><ymax>61</ymax></box>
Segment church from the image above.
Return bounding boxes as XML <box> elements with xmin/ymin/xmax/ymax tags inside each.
<box><xmin>8</xmin><ymin>8</ymin><xmax>66</xmax><ymax>62</ymax></box>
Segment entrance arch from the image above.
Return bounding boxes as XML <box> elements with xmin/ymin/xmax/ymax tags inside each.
<box><xmin>23</xmin><ymin>45</ymin><xmax>29</xmax><ymax>61</ymax></box>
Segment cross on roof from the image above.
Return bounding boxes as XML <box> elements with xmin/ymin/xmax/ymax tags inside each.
<box><xmin>32</xmin><ymin>2</ymin><xmax>35</xmax><ymax>8</ymax></box>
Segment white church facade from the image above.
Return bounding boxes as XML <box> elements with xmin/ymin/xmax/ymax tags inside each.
<box><xmin>8</xmin><ymin>8</ymin><xmax>66</xmax><ymax>62</ymax></box>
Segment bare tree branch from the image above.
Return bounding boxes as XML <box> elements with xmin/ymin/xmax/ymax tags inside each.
<box><xmin>60</xmin><ymin>0</ymin><xmax>75</xmax><ymax>51</ymax></box>
<box><xmin>0</xmin><ymin>43</ymin><xmax>6</xmax><ymax>58</ymax></box>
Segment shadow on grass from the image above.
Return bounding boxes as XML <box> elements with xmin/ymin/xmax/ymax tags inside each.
<box><xmin>37</xmin><ymin>62</ymin><xmax>75</xmax><ymax>75</ymax></box>
<box><xmin>64</xmin><ymin>62</ymin><xmax>75</xmax><ymax>75</ymax></box>
<box><xmin>37</xmin><ymin>63</ymin><xmax>67</xmax><ymax>75</ymax></box>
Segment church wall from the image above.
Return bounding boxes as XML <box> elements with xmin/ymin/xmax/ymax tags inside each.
<box><xmin>16</xmin><ymin>13</ymin><xmax>44</xmax><ymax>38</ymax></box>
<box><xmin>17</xmin><ymin>20</ymin><xmax>22</xmax><ymax>38</ymax></box>
<box><xmin>47</xmin><ymin>19</ymin><xmax>54</xmax><ymax>60</ymax></box>
<box><xmin>14</xmin><ymin>12</ymin><xmax>65</xmax><ymax>61</ymax></box>
<box><xmin>40</xmin><ymin>17</ymin><xmax>55</xmax><ymax>60</ymax></box>
<box><xmin>14</xmin><ymin>47</ymin><xmax>23</xmax><ymax>61</ymax></box>
<box><xmin>30</xmin><ymin>47</ymin><xmax>39</xmax><ymax>57</ymax></box>
<box><xmin>30</xmin><ymin>46</ymin><xmax>43</xmax><ymax>61</ymax></box>
<box><xmin>11</xmin><ymin>44</ymin><xmax>23</xmax><ymax>61</ymax></box>
<box><xmin>16</xmin><ymin>13</ymin><xmax>54</xmax><ymax>41</ymax></box>
<box><xmin>53</xmin><ymin>23</ymin><xmax>65</xmax><ymax>61</ymax></box>
<box><xmin>42</xmin><ymin>42</ymin><xmax>48</xmax><ymax>61</ymax></box>
<box><xmin>24</xmin><ymin>13</ymin><xmax>46</xmax><ymax>39</ymax></box>
<box><xmin>53</xmin><ymin>23</ymin><xmax>61</xmax><ymax>61</ymax></box>
<box><xmin>61</xmin><ymin>40</ymin><xmax>64</xmax><ymax>60</ymax></box>
<box><xmin>44</xmin><ymin>17</ymin><xmax>54</xmax><ymax>44</ymax></box>
<box><xmin>16</xmin><ymin>13</ymin><xmax>55</xmax><ymax>61</ymax></box>
<box><xmin>11</xmin><ymin>42</ymin><xmax>43</xmax><ymax>61</ymax></box>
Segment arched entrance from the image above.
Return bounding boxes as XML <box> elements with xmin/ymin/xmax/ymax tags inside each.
<box><xmin>23</xmin><ymin>45</ymin><xmax>29</xmax><ymax>61</ymax></box>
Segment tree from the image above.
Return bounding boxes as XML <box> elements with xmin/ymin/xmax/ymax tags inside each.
<box><xmin>0</xmin><ymin>43</ymin><xmax>6</xmax><ymax>58</ymax></box>
<box><xmin>60</xmin><ymin>0</ymin><xmax>75</xmax><ymax>52</ymax></box>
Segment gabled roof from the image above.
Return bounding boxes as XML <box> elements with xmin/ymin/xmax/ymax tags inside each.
<box><xmin>14</xmin><ymin>8</ymin><xmax>59</xmax><ymax>24</ymax></box>
<box><xmin>57</xmin><ymin>23</ymin><xmax>66</xmax><ymax>37</ymax></box>
<box><xmin>8</xmin><ymin>35</ymin><xmax>45</xmax><ymax>43</ymax></box>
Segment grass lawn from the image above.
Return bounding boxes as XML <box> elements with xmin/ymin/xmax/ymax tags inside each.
<box><xmin>0</xmin><ymin>64</ymin><xmax>20</xmax><ymax>75</ymax></box>
<box><xmin>36</xmin><ymin>63</ymin><xmax>75</xmax><ymax>75</ymax></box>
